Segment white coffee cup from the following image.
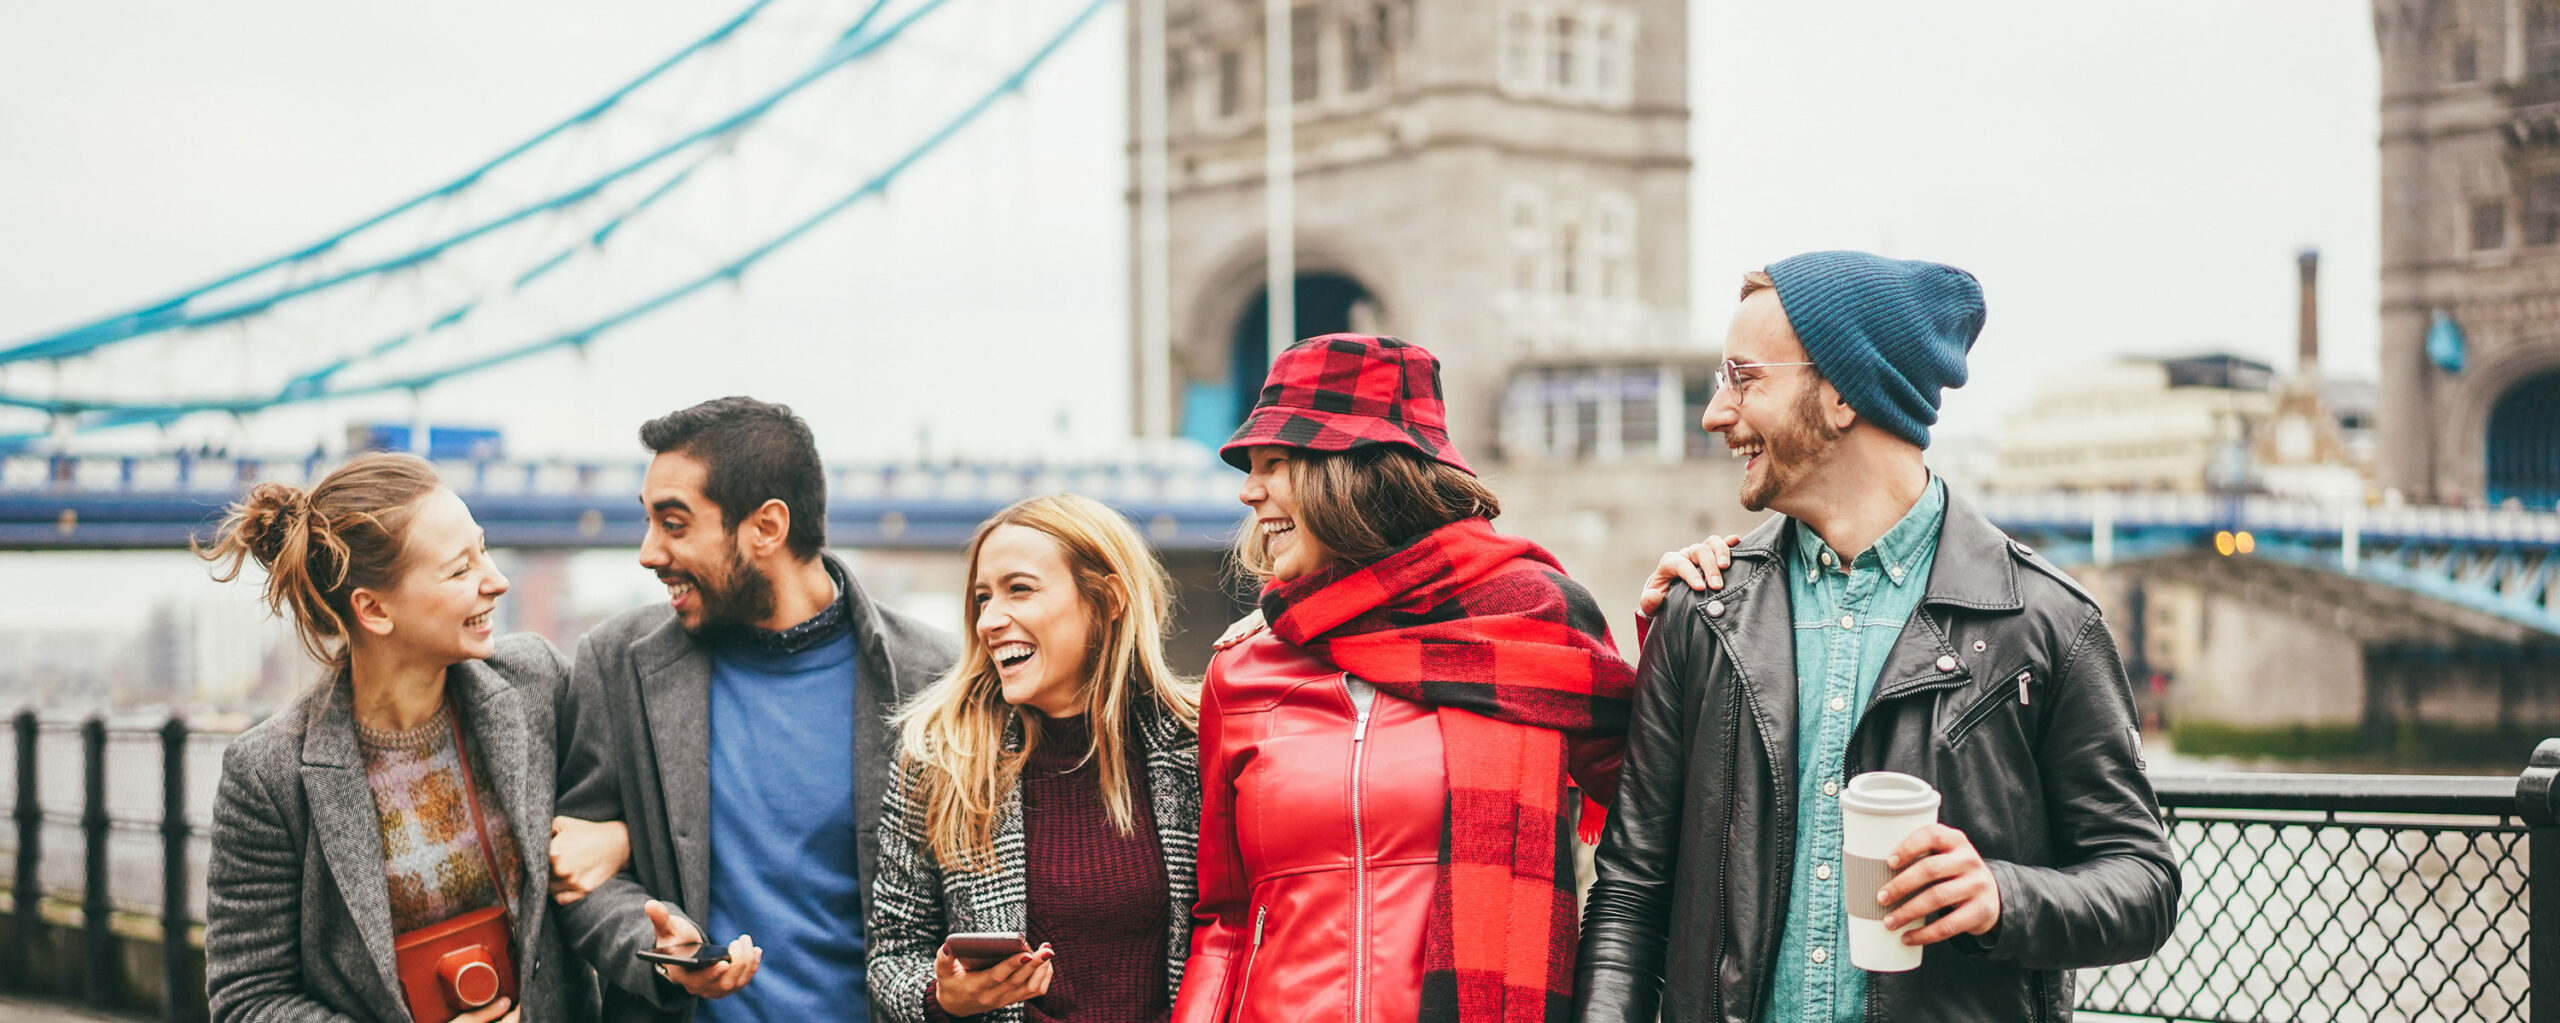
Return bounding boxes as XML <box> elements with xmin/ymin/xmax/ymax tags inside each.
<box><xmin>1837</xmin><ymin>770</ymin><xmax>1941</xmax><ymax>972</ymax></box>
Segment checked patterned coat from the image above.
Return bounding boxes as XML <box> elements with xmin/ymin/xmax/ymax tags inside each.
<box><xmin>866</xmin><ymin>698</ymin><xmax>1201</xmax><ymax>1023</ymax></box>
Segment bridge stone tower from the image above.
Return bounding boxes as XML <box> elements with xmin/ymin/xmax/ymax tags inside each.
<box><xmin>1130</xmin><ymin>0</ymin><xmax>1692</xmax><ymax>459</ymax></box>
<box><xmin>2375</xmin><ymin>0</ymin><xmax>2560</xmax><ymax>507</ymax></box>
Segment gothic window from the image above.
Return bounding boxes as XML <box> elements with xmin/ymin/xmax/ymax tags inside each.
<box><xmin>1572</xmin><ymin>382</ymin><xmax>1602</xmax><ymax>459</ymax></box>
<box><xmin>1552</xmin><ymin>14</ymin><xmax>1579</xmax><ymax>90</ymax></box>
<box><xmin>1558</xmin><ymin>221</ymin><xmax>1582</xmax><ymax>296</ymax></box>
<box><xmin>2526</xmin><ymin>177</ymin><xmax>2560</xmax><ymax>246</ymax></box>
<box><xmin>1595</xmin><ymin>18</ymin><xmax>1622</xmax><ymax>97</ymax></box>
<box><xmin>1292</xmin><ymin>6</ymin><xmax>1321</xmax><ymax>103</ymax></box>
<box><xmin>2475</xmin><ymin>198</ymin><xmax>2509</xmax><ymax>251</ymax></box>
<box><xmin>1344</xmin><ymin>18</ymin><xmax>1380</xmax><ymax>93</ymax></box>
<box><xmin>2453</xmin><ymin>36</ymin><xmax>2480</xmax><ymax>83</ymax></box>
<box><xmin>1592</xmin><ymin>190</ymin><xmax>1636</xmax><ymax>301</ymax></box>
<box><xmin>1498</xmin><ymin>3</ymin><xmax>1635</xmax><ymax>106</ymax></box>
<box><xmin>1506</xmin><ymin>186</ymin><xmax>1548</xmax><ymax>295</ymax></box>
<box><xmin>1217</xmin><ymin>50</ymin><xmax>1244</xmax><ymax>119</ymax></box>
<box><xmin>1501</xmin><ymin>9</ymin><xmax>1539</xmax><ymax>92</ymax></box>
<box><xmin>2532</xmin><ymin>0</ymin><xmax>2560</xmax><ymax>76</ymax></box>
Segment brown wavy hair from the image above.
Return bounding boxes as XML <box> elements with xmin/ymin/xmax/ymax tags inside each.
<box><xmin>195</xmin><ymin>453</ymin><xmax>444</xmax><ymax>670</ymax></box>
<box><xmin>1229</xmin><ymin>444</ymin><xmax>1501</xmax><ymax>581</ymax></box>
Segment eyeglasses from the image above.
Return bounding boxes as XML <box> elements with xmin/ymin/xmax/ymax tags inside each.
<box><xmin>1714</xmin><ymin>358</ymin><xmax>1815</xmax><ymax>397</ymax></box>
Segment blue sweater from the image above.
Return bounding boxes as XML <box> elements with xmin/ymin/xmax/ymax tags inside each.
<box><xmin>703</xmin><ymin>630</ymin><xmax>865</xmax><ymax>1023</ymax></box>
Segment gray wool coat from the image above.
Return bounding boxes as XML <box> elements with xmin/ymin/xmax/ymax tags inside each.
<box><xmin>205</xmin><ymin>633</ymin><xmax>597</xmax><ymax>1023</ymax></box>
<box><xmin>550</xmin><ymin>551</ymin><xmax>959</xmax><ymax>1023</ymax></box>
<box><xmin>865</xmin><ymin>699</ymin><xmax>1202</xmax><ymax>1023</ymax></box>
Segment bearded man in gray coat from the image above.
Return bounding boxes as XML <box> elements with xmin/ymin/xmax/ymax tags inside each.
<box><xmin>554</xmin><ymin>397</ymin><xmax>956</xmax><ymax>1023</ymax></box>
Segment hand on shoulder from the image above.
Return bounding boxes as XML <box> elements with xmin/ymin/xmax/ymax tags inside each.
<box><xmin>1212</xmin><ymin>609</ymin><xmax>1267</xmax><ymax>651</ymax></box>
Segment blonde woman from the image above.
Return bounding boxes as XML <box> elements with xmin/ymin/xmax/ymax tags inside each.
<box><xmin>867</xmin><ymin>495</ymin><xmax>1201</xmax><ymax>1023</ymax></box>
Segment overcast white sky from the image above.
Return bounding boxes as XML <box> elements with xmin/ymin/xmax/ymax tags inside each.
<box><xmin>0</xmin><ymin>0</ymin><xmax>2379</xmax><ymax>457</ymax></box>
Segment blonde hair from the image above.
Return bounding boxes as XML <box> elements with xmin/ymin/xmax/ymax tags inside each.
<box><xmin>196</xmin><ymin>453</ymin><xmax>444</xmax><ymax>670</ymax></box>
<box><xmin>893</xmin><ymin>494</ymin><xmax>1198</xmax><ymax>872</ymax></box>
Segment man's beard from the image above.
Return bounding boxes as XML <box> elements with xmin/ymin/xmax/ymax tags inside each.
<box><xmin>686</xmin><ymin>545</ymin><xmax>778</xmax><ymax>634</ymax></box>
<box><xmin>1738</xmin><ymin>383</ymin><xmax>1842</xmax><ymax>513</ymax></box>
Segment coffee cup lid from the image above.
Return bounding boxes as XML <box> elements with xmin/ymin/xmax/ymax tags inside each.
<box><xmin>1840</xmin><ymin>771</ymin><xmax>1940</xmax><ymax>815</ymax></box>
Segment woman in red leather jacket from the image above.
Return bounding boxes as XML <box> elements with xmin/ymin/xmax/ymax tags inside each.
<box><xmin>1173</xmin><ymin>335</ymin><xmax>1635</xmax><ymax>1023</ymax></box>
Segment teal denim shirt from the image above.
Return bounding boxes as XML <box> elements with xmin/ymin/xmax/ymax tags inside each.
<box><xmin>1764</xmin><ymin>475</ymin><xmax>1947</xmax><ymax>1023</ymax></box>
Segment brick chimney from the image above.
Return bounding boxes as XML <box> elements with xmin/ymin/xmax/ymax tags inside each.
<box><xmin>2296</xmin><ymin>247</ymin><xmax>2320</xmax><ymax>375</ymax></box>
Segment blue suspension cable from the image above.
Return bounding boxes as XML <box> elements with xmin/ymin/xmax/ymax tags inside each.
<box><xmin>0</xmin><ymin>0</ymin><xmax>778</xmax><ymax>363</ymax></box>
<box><xmin>0</xmin><ymin>0</ymin><xmax>935</xmax><ymax>367</ymax></box>
<box><xmin>0</xmin><ymin>0</ymin><xmax>1116</xmax><ymax>436</ymax></box>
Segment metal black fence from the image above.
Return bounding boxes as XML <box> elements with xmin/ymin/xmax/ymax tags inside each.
<box><xmin>3</xmin><ymin>711</ymin><xmax>215</xmax><ymax>1022</ymax></box>
<box><xmin>2077</xmin><ymin>743</ymin><xmax>2560</xmax><ymax>1022</ymax></box>
<box><xmin>5</xmin><ymin>714</ymin><xmax>2560</xmax><ymax>1022</ymax></box>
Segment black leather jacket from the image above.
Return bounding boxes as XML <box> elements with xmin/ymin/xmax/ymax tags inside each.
<box><xmin>1575</xmin><ymin>494</ymin><xmax>2178</xmax><ymax>1023</ymax></box>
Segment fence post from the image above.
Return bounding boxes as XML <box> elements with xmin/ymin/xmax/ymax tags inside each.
<box><xmin>2514</xmin><ymin>737</ymin><xmax>2560</xmax><ymax>1023</ymax></box>
<box><xmin>160</xmin><ymin>718</ymin><xmax>190</xmax><ymax>1023</ymax></box>
<box><xmin>9</xmin><ymin>711</ymin><xmax>33</xmax><ymax>988</ymax></box>
<box><xmin>79</xmin><ymin>716</ymin><xmax>109</xmax><ymax>1007</ymax></box>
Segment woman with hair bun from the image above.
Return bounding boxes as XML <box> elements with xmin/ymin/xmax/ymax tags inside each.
<box><xmin>200</xmin><ymin>452</ymin><xmax>617</xmax><ymax>1022</ymax></box>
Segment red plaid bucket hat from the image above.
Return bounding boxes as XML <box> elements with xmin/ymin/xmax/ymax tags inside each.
<box><xmin>1219</xmin><ymin>333</ymin><xmax>1474</xmax><ymax>475</ymax></box>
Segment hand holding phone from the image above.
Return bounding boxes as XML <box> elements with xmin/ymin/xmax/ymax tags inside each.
<box><xmin>641</xmin><ymin>900</ymin><xmax>761</xmax><ymax>1000</ymax></box>
<box><xmin>635</xmin><ymin>941</ymin><xmax>732</xmax><ymax>969</ymax></box>
<box><xmin>942</xmin><ymin>931</ymin><xmax>1032</xmax><ymax>970</ymax></box>
<box><xmin>935</xmin><ymin>933</ymin><xmax>1054</xmax><ymax>1017</ymax></box>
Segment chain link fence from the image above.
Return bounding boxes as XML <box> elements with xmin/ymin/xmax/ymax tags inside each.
<box><xmin>2079</xmin><ymin>771</ymin><xmax>2543</xmax><ymax>1022</ymax></box>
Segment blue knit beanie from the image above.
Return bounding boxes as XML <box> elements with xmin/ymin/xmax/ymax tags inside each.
<box><xmin>1764</xmin><ymin>251</ymin><xmax>1985</xmax><ymax>449</ymax></box>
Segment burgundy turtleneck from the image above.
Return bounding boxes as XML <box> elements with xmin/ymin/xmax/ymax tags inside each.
<box><xmin>929</xmin><ymin>712</ymin><xmax>1170</xmax><ymax>1022</ymax></box>
<box><xmin>1020</xmin><ymin>711</ymin><xmax>1170</xmax><ymax>1023</ymax></box>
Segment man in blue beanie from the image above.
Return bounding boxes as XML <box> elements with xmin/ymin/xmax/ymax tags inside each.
<box><xmin>1576</xmin><ymin>252</ymin><xmax>2178</xmax><ymax>1023</ymax></box>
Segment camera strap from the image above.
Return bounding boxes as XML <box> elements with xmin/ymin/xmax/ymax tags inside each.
<box><xmin>445</xmin><ymin>701</ymin><xmax>518</xmax><ymax>931</ymax></box>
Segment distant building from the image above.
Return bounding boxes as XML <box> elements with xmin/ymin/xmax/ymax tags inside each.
<box><xmin>137</xmin><ymin>591</ymin><xmax>291</xmax><ymax>711</ymax></box>
<box><xmin>1993</xmin><ymin>354</ymin><xmax>2277</xmax><ymax>494</ymax></box>
<box><xmin>1992</xmin><ymin>253</ymin><xmax>2374</xmax><ymax>498</ymax></box>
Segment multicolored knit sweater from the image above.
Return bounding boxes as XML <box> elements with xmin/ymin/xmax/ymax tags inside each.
<box><xmin>357</xmin><ymin>705</ymin><xmax>522</xmax><ymax>934</ymax></box>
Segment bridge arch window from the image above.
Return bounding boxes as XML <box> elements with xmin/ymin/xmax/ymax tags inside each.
<box><xmin>1184</xmin><ymin>273</ymin><xmax>1381</xmax><ymax>450</ymax></box>
<box><xmin>2489</xmin><ymin>370</ymin><xmax>2560</xmax><ymax>508</ymax></box>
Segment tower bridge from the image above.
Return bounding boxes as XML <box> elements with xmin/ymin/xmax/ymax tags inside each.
<box><xmin>0</xmin><ymin>0</ymin><xmax>2549</xmax><ymax>759</ymax></box>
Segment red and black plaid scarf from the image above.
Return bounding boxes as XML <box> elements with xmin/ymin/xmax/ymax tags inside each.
<box><xmin>1260</xmin><ymin>517</ymin><xmax>1633</xmax><ymax>1023</ymax></box>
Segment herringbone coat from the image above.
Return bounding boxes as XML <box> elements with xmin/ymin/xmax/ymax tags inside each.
<box><xmin>866</xmin><ymin>699</ymin><xmax>1200</xmax><ymax>1023</ymax></box>
<box><xmin>206</xmin><ymin>633</ymin><xmax>597</xmax><ymax>1022</ymax></box>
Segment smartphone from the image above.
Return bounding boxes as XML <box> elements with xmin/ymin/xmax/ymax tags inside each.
<box><xmin>944</xmin><ymin>931</ymin><xmax>1033</xmax><ymax>970</ymax></box>
<box><xmin>636</xmin><ymin>941</ymin><xmax>734</xmax><ymax>969</ymax></box>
